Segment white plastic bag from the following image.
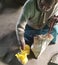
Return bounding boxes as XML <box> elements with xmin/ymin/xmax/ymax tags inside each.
<box><xmin>31</xmin><ymin>34</ymin><xmax>54</xmax><ymax>58</ymax></box>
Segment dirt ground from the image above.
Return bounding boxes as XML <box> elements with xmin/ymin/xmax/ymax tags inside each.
<box><xmin>0</xmin><ymin>8</ymin><xmax>22</xmax><ymax>65</ymax></box>
<box><xmin>0</xmin><ymin>8</ymin><xmax>20</xmax><ymax>38</ymax></box>
<box><xmin>0</xmin><ymin>8</ymin><xmax>58</xmax><ymax>65</ymax></box>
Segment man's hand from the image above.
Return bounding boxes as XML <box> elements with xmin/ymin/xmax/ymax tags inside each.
<box><xmin>48</xmin><ymin>15</ymin><xmax>58</xmax><ymax>33</ymax></box>
<box><xmin>20</xmin><ymin>40</ymin><xmax>25</xmax><ymax>50</ymax></box>
<box><xmin>21</xmin><ymin>43</ymin><xmax>25</xmax><ymax>50</ymax></box>
<box><xmin>51</xmin><ymin>15</ymin><xmax>58</xmax><ymax>22</ymax></box>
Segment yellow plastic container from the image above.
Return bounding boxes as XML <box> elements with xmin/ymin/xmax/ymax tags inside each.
<box><xmin>15</xmin><ymin>44</ymin><xmax>30</xmax><ymax>64</ymax></box>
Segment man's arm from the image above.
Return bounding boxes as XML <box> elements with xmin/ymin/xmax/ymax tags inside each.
<box><xmin>16</xmin><ymin>0</ymin><xmax>34</xmax><ymax>49</ymax></box>
<box><xmin>48</xmin><ymin>2</ymin><xmax>58</xmax><ymax>33</ymax></box>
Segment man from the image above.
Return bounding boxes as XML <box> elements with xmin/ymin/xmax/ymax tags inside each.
<box><xmin>16</xmin><ymin>0</ymin><xmax>58</xmax><ymax>50</ymax></box>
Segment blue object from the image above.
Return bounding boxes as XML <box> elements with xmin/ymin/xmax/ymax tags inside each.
<box><xmin>54</xmin><ymin>24</ymin><xmax>58</xmax><ymax>34</ymax></box>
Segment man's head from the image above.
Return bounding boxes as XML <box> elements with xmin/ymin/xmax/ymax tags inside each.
<box><xmin>40</xmin><ymin>0</ymin><xmax>55</xmax><ymax>6</ymax></box>
<box><xmin>37</xmin><ymin>0</ymin><xmax>56</xmax><ymax>12</ymax></box>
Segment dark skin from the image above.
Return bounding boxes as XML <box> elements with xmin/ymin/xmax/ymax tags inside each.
<box><xmin>39</xmin><ymin>0</ymin><xmax>55</xmax><ymax>12</ymax></box>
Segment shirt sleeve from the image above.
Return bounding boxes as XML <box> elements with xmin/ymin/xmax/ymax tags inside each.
<box><xmin>52</xmin><ymin>2</ymin><xmax>58</xmax><ymax>33</ymax></box>
<box><xmin>54</xmin><ymin>3</ymin><xmax>58</xmax><ymax>16</ymax></box>
<box><xmin>16</xmin><ymin>0</ymin><xmax>34</xmax><ymax>44</ymax></box>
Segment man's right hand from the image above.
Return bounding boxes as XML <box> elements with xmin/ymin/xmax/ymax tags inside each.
<box><xmin>20</xmin><ymin>43</ymin><xmax>25</xmax><ymax>50</ymax></box>
<box><xmin>19</xmin><ymin>40</ymin><xmax>25</xmax><ymax>50</ymax></box>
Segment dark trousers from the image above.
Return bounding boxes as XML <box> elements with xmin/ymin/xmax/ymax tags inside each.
<box><xmin>24</xmin><ymin>25</ymin><xmax>57</xmax><ymax>46</ymax></box>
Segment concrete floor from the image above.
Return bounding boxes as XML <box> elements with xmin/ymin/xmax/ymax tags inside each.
<box><xmin>0</xmin><ymin>8</ymin><xmax>58</xmax><ymax>65</ymax></box>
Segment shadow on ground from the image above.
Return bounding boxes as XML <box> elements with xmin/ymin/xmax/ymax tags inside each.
<box><xmin>0</xmin><ymin>31</ymin><xmax>23</xmax><ymax>65</ymax></box>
